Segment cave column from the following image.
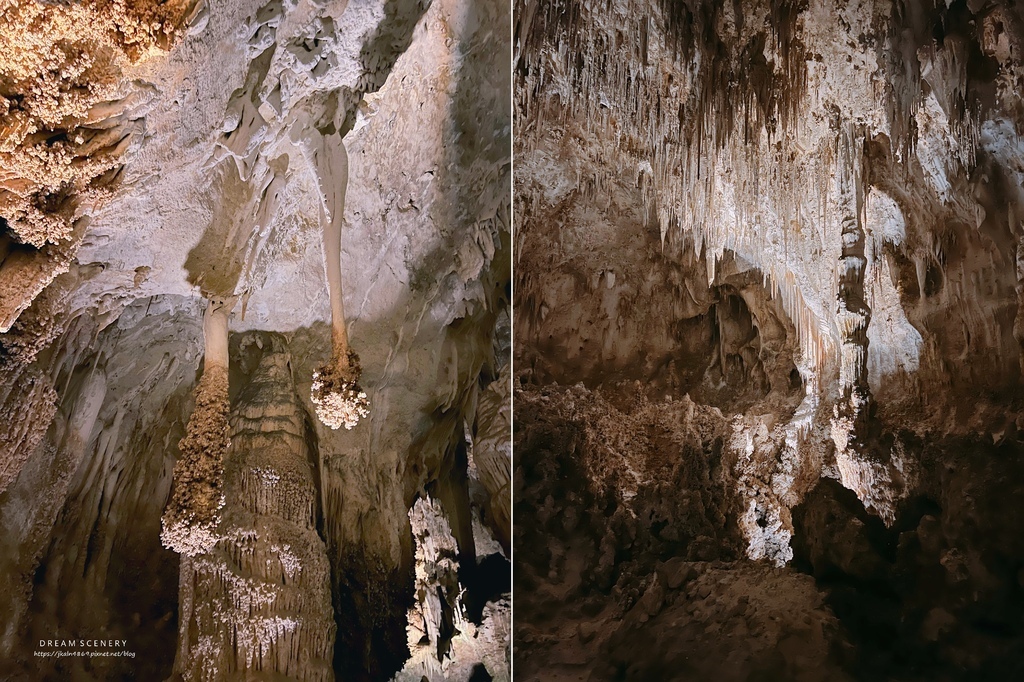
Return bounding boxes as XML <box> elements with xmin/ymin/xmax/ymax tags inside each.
<box><xmin>836</xmin><ymin>208</ymin><xmax>871</xmax><ymax>417</ymax></box>
<box><xmin>828</xmin><ymin>138</ymin><xmax>914</xmax><ymax>525</ymax></box>
<box><xmin>834</xmin><ymin>130</ymin><xmax>872</xmax><ymax>432</ymax></box>
<box><xmin>159</xmin><ymin>297</ymin><xmax>234</xmax><ymax>557</ymax></box>
<box><xmin>163</xmin><ymin>296</ymin><xmax>234</xmax><ymax>675</ymax></box>
<box><xmin>177</xmin><ymin>349</ymin><xmax>336</xmax><ymax>681</ymax></box>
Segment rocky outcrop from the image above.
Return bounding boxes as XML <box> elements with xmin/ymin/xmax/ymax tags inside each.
<box><xmin>513</xmin><ymin>381</ymin><xmax>852</xmax><ymax>681</ymax></box>
<box><xmin>601</xmin><ymin>562</ymin><xmax>851</xmax><ymax>682</ymax></box>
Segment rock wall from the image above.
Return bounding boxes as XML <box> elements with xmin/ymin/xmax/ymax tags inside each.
<box><xmin>0</xmin><ymin>297</ymin><xmax>202</xmax><ymax>681</ymax></box>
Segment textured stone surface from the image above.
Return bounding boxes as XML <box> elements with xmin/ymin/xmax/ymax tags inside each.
<box><xmin>175</xmin><ymin>350</ymin><xmax>335</xmax><ymax>681</ymax></box>
<box><xmin>515</xmin><ymin>0</ymin><xmax>1024</xmax><ymax>679</ymax></box>
<box><xmin>0</xmin><ymin>0</ymin><xmax>196</xmax><ymax>330</ymax></box>
<box><xmin>0</xmin><ymin>0</ymin><xmax>509</xmax><ymax>678</ymax></box>
<box><xmin>471</xmin><ymin>366</ymin><xmax>511</xmax><ymax>554</ymax></box>
<box><xmin>395</xmin><ymin>495</ymin><xmax>510</xmax><ymax>682</ymax></box>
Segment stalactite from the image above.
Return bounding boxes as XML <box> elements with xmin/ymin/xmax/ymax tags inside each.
<box><xmin>515</xmin><ymin>0</ymin><xmax>1024</xmax><ymax>676</ymax></box>
<box><xmin>160</xmin><ymin>297</ymin><xmax>233</xmax><ymax>557</ymax></box>
<box><xmin>514</xmin><ymin>0</ymin><xmax>997</xmax><ymax>399</ymax></box>
<box><xmin>835</xmin><ymin>155</ymin><xmax>872</xmax><ymax>414</ymax></box>
<box><xmin>301</xmin><ymin>128</ymin><xmax>369</xmax><ymax>430</ymax></box>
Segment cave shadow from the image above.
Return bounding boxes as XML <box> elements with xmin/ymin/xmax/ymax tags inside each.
<box><xmin>791</xmin><ymin>434</ymin><xmax>1024</xmax><ymax>681</ymax></box>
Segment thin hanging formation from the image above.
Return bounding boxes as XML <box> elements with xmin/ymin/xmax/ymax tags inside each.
<box><xmin>301</xmin><ymin>128</ymin><xmax>370</xmax><ymax>430</ymax></box>
<box><xmin>514</xmin><ymin>0</ymin><xmax>990</xmax><ymax>385</ymax></box>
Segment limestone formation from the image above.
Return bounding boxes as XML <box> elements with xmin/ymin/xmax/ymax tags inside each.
<box><xmin>160</xmin><ymin>297</ymin><xmax>233</xmax><ymax>556</ymax></box>
<box><xmin>470</xmin><ymin>366</ymin><xmax>511</xmax><ymax>553</ymax></box>
<box><xmin>302</xmin><ymin>130</ymin><xmax>369</xmax><ymax>431</ymax></box>
<box><xmin>174</xmin><ymin>350</ymin><xmax>335</xmax><ymax>682</ymax></box>
<box><xmin>0</xmin><ymin>0</ymin><xmax>195</xmax><ymax>331</ymax></box>
<box><xmin>516</xmin><ymin>0</ymin><xmax>1024</xmax><ymax>679</ymax></box>
<box><xmin>406</xmin><ymin>496</ymin><xmax>464</xmax><ymax>664</ymax></box>
<box><xmin>0</xmin><ymin>0</ymin><xmax>509</xmax><ymax>678</ymax></box>
<box><xmin>394</xmin><ymin>496</ymin><xmax>510</xmax><ymax>682</ymax></box>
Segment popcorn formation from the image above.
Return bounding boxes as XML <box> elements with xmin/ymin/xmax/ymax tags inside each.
<box><xmin>160</xmin><ymin>300</ymin><xmax>233</xmax><ymax>557</ymax></box>
<box><xmin>160</xmin><ymin>515</ymin><xmax>223</xmax><ymax>557</ymax></box>
<box><xmin>310</xmin><ymin>350</ymin><xmax>369</xmax><ymax>430</ymax></box>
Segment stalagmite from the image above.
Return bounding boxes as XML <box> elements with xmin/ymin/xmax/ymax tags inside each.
<box><xmin>159</xmin><ymin>297</ymin><xmax>233</xmax><ymax>557</ymax></box>
<box><xmin>0</xmin><ymin>0</ymin><xmax>511</xmax><ymax>677</ymax></box>
<box><xmin>408</xmin><ymin>496</ymin><xmax>464</xmax><ymax>661</ymax></box>
<box><xmin>395</xmin><ymin>495</ymin><xmax>515</xmax><ymax>682</ymax></box>
<box><xmin>176</xmin><ymin>348</ymin><xmax>335</xmax><ymax>681</ymax></box>
<box><xmin>301</xmin><ymin>129</ymin><xmax>369</xmax><ymax>430</ymax></box>
<box><xmin>515</xmin><ymin>0</ymin><xmax>1024</xmax><ymax>677</ymax></box>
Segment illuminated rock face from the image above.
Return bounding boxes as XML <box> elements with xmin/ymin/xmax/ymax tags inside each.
<box><xmin>175</xmin><ymin>351</ymin><xmax>335</xmax><ymax>682</ymax></box>
<box><xmin>394</xmin><ymin>495</ymin><xmax>510</xmax><ymax>682</ymax></box>
<box><xmin>0</xmin><ymin>0</ymin><xmax>510</xmax><ymax>678</ymax></box>
<box><xmin>0</xmin><ymin>0</ymin><xmax>197</xmax><ymax>331</ymax></box>
<box><xmin>515</xmin><ymin>0</ymin><xmax>1024</xmax><ymax>679</ymax></box>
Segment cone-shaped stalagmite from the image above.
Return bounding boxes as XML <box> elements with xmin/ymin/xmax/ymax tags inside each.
<box><xmin>174</xmin><ymin>348</ymin><xmax>336</xmax><ymax>682</ymax></box>
<box><xmin>160</xmin><ymin>296</ymin><xmax>234</xmax><ymax>556</ymax></box>
<box><xmin>302</xmin><ymin>129</ymin><xmax>369</xmax><ymax>430</ymax></box>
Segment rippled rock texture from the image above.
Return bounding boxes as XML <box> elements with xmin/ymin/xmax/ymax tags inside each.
<box><xmin>0</xmin><ymin>0</ymin><xmax>510</xmax><ymax>678</ymax></box>
<box><xmin>514</xmin><ymin>0</ymin><xmax>1024</xmax><ymax>679</ymax></box>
